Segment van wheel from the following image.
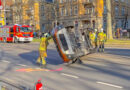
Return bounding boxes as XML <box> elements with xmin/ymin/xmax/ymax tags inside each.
<box><xmin>14</xmin><ymin>38</ymin><xmax>18</xmax><ymax>43</ymax></box>
<box><xmin>3</xmin><ymin>38</ymin><xmax>6</xmax><ymax>43</ymax></box>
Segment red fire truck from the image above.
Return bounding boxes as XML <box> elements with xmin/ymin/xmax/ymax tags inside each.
<box><xmin>0</xmin><ymin>24</ymin><xmax>33</xmax><ymax>43</ymax></box>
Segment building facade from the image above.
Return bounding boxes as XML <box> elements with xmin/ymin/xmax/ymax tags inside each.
<box><xmin>12</xmin><ymin>0</ymin><xmax>23</xmax><ymax>24</ymax></box>
<box><xmin>57</xmin><ymin>0</ymin><xmax>104</xmax><ymax>31</ymax></box>
<box><xmin>0</xmin><ymin>0</ymin><xmax>13</xmax><ymax>25</ymax></box>
<box><xmin>104</xmin><ymin>0</ymin><xmax>130</xmax><ymax>31</ymax></box>
<box><xmin>39</xmin><ymin>0</ymin><xmax>55</xmax><ymax>32</ymax></box>
<box><xmin>11</xmin><ymin>0</ymin><xmax>40</xmax><ymax>31</ymax></box>
<box><xmin>58</xmin><ymin>0</ymin><xmax>130</xmax><ymax>32</ymax></box>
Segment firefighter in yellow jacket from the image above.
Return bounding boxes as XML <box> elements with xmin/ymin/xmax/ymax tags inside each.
<box><xmin>36</xmin><ymin>33</ymin><xmax>52</xmax><ymax>66</ymax></box>
<box><xmin>89</xmin><ymin>30</ymin><xmax>96</xmax><ymax>48</ymax></box>
<box><xmin>98</xmin><ymin>28</ymin><xmax>107</xmax><ymax>52</ymax></box>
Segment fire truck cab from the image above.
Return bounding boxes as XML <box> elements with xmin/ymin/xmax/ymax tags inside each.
<box><xmin>0</xmin><ymin>24</ymin><xmax>33</xmax><ymax>43</ymax></box>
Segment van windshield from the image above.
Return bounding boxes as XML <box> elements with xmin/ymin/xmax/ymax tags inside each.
<box><xmin>20</xmin><ymin>27</ymin><xmax>32</xmax><ymax>32</ymax></box>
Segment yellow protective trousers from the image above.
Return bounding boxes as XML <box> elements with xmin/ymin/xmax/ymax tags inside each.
<box><xmin>37</xmin><ymin>50</ymin><xmax>47</xmax><ymax>65</ymax></box>
<box><xmin>99</xmin><ymin>41</ymin><xmax>104</xmax><ymax>52</ymax></box>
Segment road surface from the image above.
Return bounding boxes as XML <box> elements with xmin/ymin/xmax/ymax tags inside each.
<box><xmin>0</xmin><ymin>42</ymin><xmax>130</xmax><ymax>90</ymax></box>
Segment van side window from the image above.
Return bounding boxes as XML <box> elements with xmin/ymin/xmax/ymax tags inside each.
<box><xmin>59</xmin><ymin>34</ymin><xmax>68</xmax><ymax>51</ymax></box>
<box><xmin>16</xmin><ymin>27</ymin><xmax>19</xmax><ymax>32</ymax></box>
<box><xmin>10</xmin><ymin>28</ymin><xmax>13</xmax><ymax>32</ymax></box>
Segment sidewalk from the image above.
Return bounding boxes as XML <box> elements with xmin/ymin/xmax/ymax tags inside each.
<box><xmin>32</xmin><ymin>39</ymin><xmax>130</xmax><ymax>48</ymax></box>
<box><xmin>105</xmin><ymin>39</ymin><xmax>130</xmax><ymax>48</ymax></box>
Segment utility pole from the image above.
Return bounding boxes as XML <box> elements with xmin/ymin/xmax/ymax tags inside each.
<box><xmin>106</xmin><ymin>0</ymin><xmax>113</xmax><ymax>39</ymax></box>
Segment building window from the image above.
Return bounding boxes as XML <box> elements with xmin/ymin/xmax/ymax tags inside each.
<box><xmin>92</xmin><ymin>7</ymin><xmax>94</xmax><ymax>14</ymax></box>
<box><xmin>60</xmin><ymin>0</ymin><xmax>63</xmax><ymax>3</ymax></box>
<box><xmin>65</xmin><ymin>8</ymin><xmax>68</xmax><ymax>16</ymax></box>
<box><xmin>64</xmin><ymin>0</ymin><xmax>67</xmax><ymax>2</ymax></box>
<box><xmin>73</xmin><ymin>0</ymin><xmax>77</xmax><ymax>2</ymax></box>
<box><xmin>87</xmin><ymin>8</ymin><xmax>90</xmax><ymax>14</ymax></box>
<box><xmin>41</xmin><ymin>5</ymin><xmax>44</xmax><ymax>11</ymax></box>
<box><xmin>121</xmin><ymin>0</ymin><xmax>124</xmax><ymax>2</ymax></box>
<box><xmin>70</xmin><ymin>7</ymin><xmax>72</xmax><ymax>15</ymax></box>
<box><xmin>85</xmin><ymin>8</ymin><xmax>92</xmax><ymax>15</ymax></box>
<box><xmin>121</xmin><ymin>7</ymin><xmax>125</xmax><ymax>16</ymax></box>
<box><xmin>41</xmin><ymin>5</ymin><xmax>44</xmax><ymax>16</ymax></box>
<box><xmin>69</xmin><ymin>0</ymin><xmax>72</xmax><ymax>2</ymax></box>
<box><xmin>61</xmin><ymin>8</ymin><xmax>64</xmax><ymax>16</ymax></box>
<box><xmin>126</xmin><ymin>0</ymin><xmax>128</xmax><ymax>4</ymax></box>
<box><xmin>42</xmin><ymin>24</ymin><xmax>45</xmax><ymax>32</ymax></box>
<box><xmin>104</xmin><ymin>6</ymin><xmax>107</xmax><ymax>14</ymax></box>
<box><xmin>74</xmin><ymin>6</ymin><xmax>78</xmax><ymax>15</ymax></box>
<box><xmin>115</xmin><ymin>6</ymin><xmax>119</xmax><ymax>16</ymax></box>
<box><xmin>121</xmin><ymin>20</ymin><xmax>124</xmax><ymax>28</ymax></box>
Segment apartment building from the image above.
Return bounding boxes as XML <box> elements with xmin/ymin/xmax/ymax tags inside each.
<box><xmin>39</xmin><ymin>0</ymin><xmax>55</xmax><ymax>32</ymax></box>
<box><xmin>57</xmin><ymin>0</ymin><xmax>104</xmax><ymax>31</ymax></box>
<box><xmin>0</xmin><ymin>0</ymin><xmax>13</xmax><ymax>25</ymax></box>
<box><xmin>104</xmin><ymin>0</ymin><xmax>130</xmax><ymax>30</ymax></box>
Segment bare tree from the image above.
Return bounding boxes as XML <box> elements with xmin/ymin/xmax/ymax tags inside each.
<box><xmin>106</xmin><ymin>0</ymin><xmax>113</xmax><ymax>39</ymax></box>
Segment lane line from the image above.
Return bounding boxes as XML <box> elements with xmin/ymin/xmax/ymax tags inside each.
<box><xmin>61</xmin><ymin>73</ymin><xmax>79</xmax><ymax>79</ymax></box>
<box><xmin>17</xmin><ymin>64</ymin><xmax>27</xmax><ymax>67</ymax></box>
<box><xmin>1</xmin><ymin>60</ymin><xmax>10</xmax><ymax>63</ymax></box>
<box><xmin>97</xmin><ymin>81</ymin><xmax>123</xmax><ymax>89</ymax></box>
<box><xmin>35</xmin><ymin>68</ymin><xmax>41</xmax><ymax>69</ymax></box>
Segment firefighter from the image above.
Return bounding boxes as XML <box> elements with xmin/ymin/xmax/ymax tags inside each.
<box><xmin>94</xmin><ymin>29</ymin><xmax>98</xmax><ymax>50</ymax></box>
<box><xmin>98</xmin><ymin>28</ymin><xmax>107</xmax><ymax>52</ymax></box>
<box><xmin>36</xmin><ymin>33</ymin><xmax>52</xmax><ymax>66</ymax></box>
<box><xmin>89</xmin><ymin>30</ymin><xmax>96</xmax><ymax>48</ymax></box>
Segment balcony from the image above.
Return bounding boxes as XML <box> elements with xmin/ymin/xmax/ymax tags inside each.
<box><xmin>83</xmin><ymin>0</ymin><xmax>95</xmax><ymax>8</ymax></box>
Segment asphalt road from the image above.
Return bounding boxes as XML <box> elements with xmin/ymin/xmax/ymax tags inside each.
<box><xmin>0</xmin><ymin>42</ymin><xmax>130</xmax><ymax>90</ymax></box>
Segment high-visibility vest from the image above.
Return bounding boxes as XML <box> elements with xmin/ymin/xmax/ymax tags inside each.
<box><xmin>39</xmin><ymin>36</ymin><xmax>52</xmax><ymax>51</ymax></box>
<box><xmin>39</xmin><ymin>37</ymin><xmax>47</xmax><ymax>51</ymax></box>
<box><xmin>90</xmin><ymin>33</ymin><xmax>96</xmax><ymax>42</ymax></box>
<box><xmin>98</xmin><ymin>32</ymin><xmax>106</xmax><ymax>42</ymax></box>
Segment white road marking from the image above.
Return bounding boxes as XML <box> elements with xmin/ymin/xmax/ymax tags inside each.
<box><xmin>1</xmin><ymin>60</ymin><xmax>10</xmax><ymax>63</ymax></box>
<box><xmin>18</xmin><ymin>64</ymin><xmax>27</xmax><ymax>67</ymax></box>
<box><xmin>61</xmin><ymin>73</ymin><xmax>79</xmax><ymax>79</ymax></box>
<box><xmin>97</xmin><ymin>81</ymin><xmax>123</xmax><ymax>89</ymax></box>
<box><xmin>36</xmin><ymin>68</ymin><xmax>41</xmax><ymax>69</ymax></box>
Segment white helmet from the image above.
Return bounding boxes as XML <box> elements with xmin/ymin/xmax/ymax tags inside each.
<box><xmin>100</xmin><ymin>28</ymin><xmax>103</xmax><ymax>32</ymax></box>
<box><xmin>44</xmin><ymin>33</ymin><xmax>48</xmax><ymax>37</ymax></box>
<box><xmin>95</xmin><ymin>29</ymin><xmax>97</xmax><ymax>32</ymax></box>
